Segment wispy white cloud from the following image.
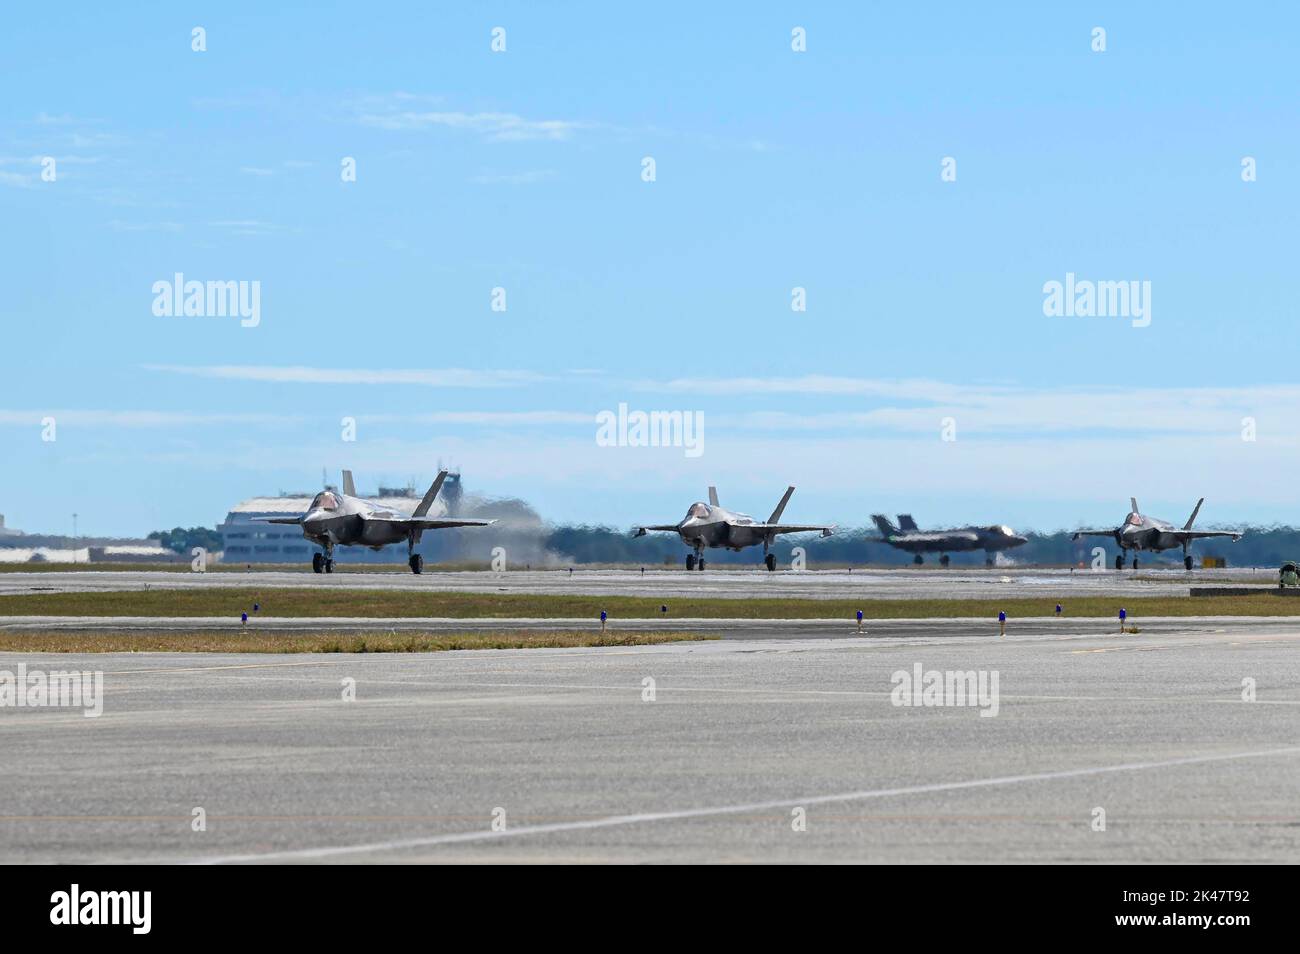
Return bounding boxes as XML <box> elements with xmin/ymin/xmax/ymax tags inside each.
<box><xmin>108</xmin><ymin>220</ymin><xmax>183</xmax><ymax>233</ymax></box>
<box><xmin>239</xmin><ymin>166</ymin><xmax>275</xmax><ymax>176</ymax></box>
<box><xmin>0</xmin><ymin>410</ymin><xmax>302</xmax><ymax>428</ymax></box>
<box><xmin>469</xmin><ymin>169</ymin><xmax>557</xmax><ymax>185</ymax></box>
<box><xmin>143</xmin><ymin>365</ymin><xmax>556</xmax><ymax>388</ymax></box>
<box><xmin>208</xmin><ymin>219</ymin><xmax>287</xmax><ymax>236</ymax></box>
<box><xmin>364</xmin><ymin>411</ymin><xmax>591</xmax><ymax>425</ymax></box>
<box><xmin>358</xmin><ymin>108</ymin><xmax>595</xmax><ymax>141</ymax></box>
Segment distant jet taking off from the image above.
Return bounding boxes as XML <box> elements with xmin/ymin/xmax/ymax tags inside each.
<box><xmin>871</xmin><ymin>515</ymin><xmax>1027</xmax><ymax>566</ymax></box>
<box><xmin>1073</xmin><ymin>497</ymin><xmax>1242</xmax><ymax>570</ymax></box>
<box><xmin>635</xmin><ymin>485</ymin><xmax>833</xmax><ymax>571</ymax></box>
<box><xmin>254</xmin><ymin>470</ymin><xmax>494</xmax><ymax>574</ymax></box>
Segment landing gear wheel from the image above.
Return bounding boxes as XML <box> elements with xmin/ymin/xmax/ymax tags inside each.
<box><xmin>939</xmin><ymin>554</ymin><xmax>950</xmax><ymax>568</ymax></box>
<box><xmin>324</xmin><ymin>559</ymin><xmax>334</xmax><ymax>573</ymax></box>
<box><xmin>1115</xmin><ymin>554</ymin><xmax>1124</xmax><ymax>571</ymax></box>
<box><xmin>1184</xmin><ymin>555</ymin><xmax>1193</xmax><ymax>571</ymax></box>
<box><xmin>685</xmin><ymin>554</ymin><xmax>696</xmax><ymax>571</ymax></box>
<box><xmin>312</xmin><ymin>553</ymin><xmax>324</xmax><ymax>574</ymax></box>
<box><xmin>409</xmin><ymin>554</ymin><xmax>424</xmax><ymax>575</ymax></box>
<box><xmin>984</xmin><ymin>556</ymin><xmax>994</xmax><ymax>568</ymax></box>
<box><xmin>1131</xmin><ymin>557</ymin><xmax>1138</xmax><ymax>570</ymax></box>
<box><xmin>913</xmin><ymin>554</ymin><xmax>924</xmax><ymax>565</ymax></box>
<box><xmin>697</xmin><ymin>557</ymin><xmax>706</xmax><ymax>571</ymax></box>
<box><xmin>765</xmin><ymin>553</ymin><xmax>777</xmax><ymax>571</ymax></box>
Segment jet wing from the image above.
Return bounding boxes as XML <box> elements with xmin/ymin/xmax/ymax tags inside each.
<box><xmin>754</xmin><ymin>524</ymin><xmax>835</xmax><ymax>537</ymax></box>
<box><xmin>367</xmin><ymin>516</ymin><xmax>496</xmax><ymax>530</ymax></box>
<box><xmin>250</xmin><ymin>515</ymin><xmax>304</xmax><ymax>525</ymax></box>
<box><xmin>1173</xmin><ymin>530</ymin><xmax>1243</xmax><ymax>542</ymax></box>
<box><xmin>1072</xmin><ymin>530</ymin><xmax>1117</xmax><ymax>540</ymax></box>
<box><xmin>635</xmin><ymin>525</ymin><xmax>681</xmax><ymax>536</ymax></box>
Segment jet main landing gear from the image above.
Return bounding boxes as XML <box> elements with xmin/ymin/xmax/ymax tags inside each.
<box><xmin>1115</xmin><ymin>552</ymin><xmax>1125</xmax><ymax>571</ymax></box>
<box><xmin>913</xmin><ymin>554</ymin><xmax>924</xmax><ymax>565</ymax></box>
<box><xmin>406</xmin><ymin>533</ymin><xmax>424</xmax><ymax>575</ymax></box>
<box><xmin>686</xmin><ymin>551</ymin><xmax>705</xmax><ymax>571</ymax></box>
<box><xmin>765</xmin><ymin>553</ymin><xmax>777</xmax><ymax>572</ymax></box>
<box><xmin>1184</xmin><ymin>555</ymin><xmax>1193</xmax><ymax>571</ymax></box>
<box><xmin>939</xmin><ymin>554</ymin><xmax>950</xmax><ymax>568</ymax></box>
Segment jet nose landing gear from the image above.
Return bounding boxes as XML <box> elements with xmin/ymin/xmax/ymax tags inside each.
<box><xmin>409</xmin><ymin>554</ymin><xmax>424</xmax><ymax>574</ymax></box>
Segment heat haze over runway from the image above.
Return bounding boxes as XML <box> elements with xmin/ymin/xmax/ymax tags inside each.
<box><xmin>0</xmin><ymin>566</ymin><xmax>1281</xmax><ymax>600</ymax></box>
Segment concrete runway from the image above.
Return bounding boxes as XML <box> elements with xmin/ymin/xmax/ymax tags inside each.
<box><xmin>0</xmin><ymin>565</ymin><xmax>1281</xmax><ymax>600</ymax></box>
<box><xmin>5</xmin><ymin>613</ymin><xmax>1300</xmax><ymax>641</ymax></box>
<box><xmin>0</xmin><ymin>622</ymin><xmax>1297</xmax><ymax>863</ymax></box>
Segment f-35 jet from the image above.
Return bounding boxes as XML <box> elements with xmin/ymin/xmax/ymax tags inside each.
<box><xmin>1072</xmin><ymin>497</ymin><xmax>1242</xmax><ymax>570</ymax></box>
<box><xmin>871</xmin><ymin>514</ymin><xmax>1028</xmax><ymax>566</ymax></box>
<box><xmin>255</xmin><ymin>470</ymin><xmax>494</xmax><ymax>574</ymax></box>
<box><xmin>635</xmin><ymin>486</ymin><xmax>834</xmax><ymax>571</ymax></box>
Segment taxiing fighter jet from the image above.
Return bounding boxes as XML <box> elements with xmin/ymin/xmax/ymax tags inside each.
<box><xmin>256</xmin><ymin>470</ymin><xmax>494</xmax><ymax>574</ymax></box>
<box><xmin>635</xmin><ymin>486</ymin><xmax>833</xmax><ymax>571</ymax></box>
<box><xmin>1072</xmin><ymin>497</ymin><xmax>1242</xmax><ymax>570</ymax></box>
<box><xmin>871</xmin><ymin>514</ymin><xmax>1027</xmax><ymax>566</ymax></box>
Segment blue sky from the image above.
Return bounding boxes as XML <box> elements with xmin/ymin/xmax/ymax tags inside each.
<box><xmin>2</xmin><ymin>2</ymin><xmax>1298</xmax><ymax>537</ymax></box>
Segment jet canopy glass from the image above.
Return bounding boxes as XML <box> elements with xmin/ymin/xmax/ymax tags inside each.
<box><xmin>686</xmin><ymin>503</ymin><xmax>711</xmax><ymax>519</ymax></box>
<box><xmin>310</xmin><ymin>492</ymin><xmax>341</xmax><ymax>511</ymax></box>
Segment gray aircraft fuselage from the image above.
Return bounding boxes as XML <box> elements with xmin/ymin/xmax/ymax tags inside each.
<box><xmin>636</xmin><ymin>486</ymin><xmax>833</xmax><ymax>570</ymax></box>
<box><xmin>871</xmin><ymin>515</ymin><xmax>1027</xmax><ymax>559</ymax></box>
<box><xmin>256</xmin><ymin>470</ymin><xmax>493</xmax><ymax>573</ymax></box>
<box><xmin>298</xmin><ymin>490</ymin><xmax>416</xmax><ymax>550</ymax></box>
<box><xmin>668</xmin><ymin>503</ymin><xmax>782</xmax><ymax>551</ymax></box>
<box><xmin>1072</xmin><ymin>498</ymin><xmax>1242</xmax><ymax>569</ymax></box>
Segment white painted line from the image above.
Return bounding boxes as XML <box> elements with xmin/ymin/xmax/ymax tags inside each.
<box><xmin>187</xmin><ymin>744</ymin><xmax>1300</xmax><ymax>864</ymax></box>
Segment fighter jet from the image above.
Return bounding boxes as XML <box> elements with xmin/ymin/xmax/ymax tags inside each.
<box><xmin>1073</xmin><ymin>497</ymin><xmax>1242</xmax><ymax>570</ymax></box>
<box><xmin>871</xmin><ymin>515</ymin><xmax>1028</xmax><ymax>566</ymax></box>
<box><xmin>635</xmin><ymin>486</ymin><xmax>834</xmax><ymax>571</ymax></box>
<box><xmin>255</xmin><ymin>470</ymin><xmax>494</xmax><ymax>574</ymax></box>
